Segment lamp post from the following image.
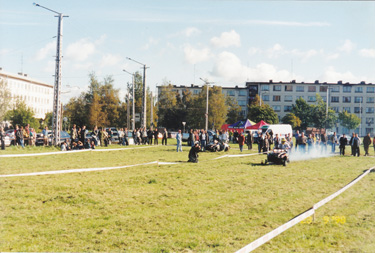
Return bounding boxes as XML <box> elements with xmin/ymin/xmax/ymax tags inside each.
<box><xmin>34</xmin><ymin>3</ymin><xmax>68</xmax><ymax>146</ymax></box>
<box><xmin>325</xmin><ymin>87</ymin><xmax>334</xmax><ymax>131</ymax></box>
<box><xmin>126</xmin><ymin>57</ymin><xmax>148</xmax><ymax>128</ymax></box>
<box><xmin>200</xmin><ymin>78</ymin><xmax>214</xmax><ymax>131</ymax></box>
<box><xmin>123</xmin><ymin>69</ymin><xmax>136</xmax><ymax>131</ymax></box>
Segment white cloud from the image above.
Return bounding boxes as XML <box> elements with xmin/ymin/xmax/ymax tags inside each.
<box><xmin>183</xmin><ymin>27</ymin><xmax>201</xmax><ymax>37</ymax></box>
<box><xmin>35</xmin><ymin>42</ymin><xmax>55</xmax><ymax>61</ymax></box>
<box><xmin>266</xmin><ymin>43</ymin><xmax>284</xmax><ymax>58</ymax></box>
<box><xmin>211</xmin><ymin>51</ymin><xmax>293</xmax><ymax>82</ymax></box>
<box><xmin>359</xmin><ymin>48</ymin><xmax>375</xmax><ymax>58</ymax></box>
<box><xmin>210</xmin><ymin>30</ymin><xmax>241</xmax><ymax>48</ymax></box>
<box><xmin>100</xmin><ymin>53</ymin><xmax>122</xmax><ymax>68</ymax></box>
<box><xmin>65</xmin><ymin>38</ymin><xmax>96</xmax><ymax>62</ymax></box>
<box><xmin>338</xmin><ymin>39</ymin><xmax>355</xmax><ymax>53</ymax></box>
<box><xmin>319</xmin><ymin>66</ymin><xmax>359</xmax><ymax>83</ymax></box>
<box><xmin>290</xmin><ymin>48</ymin><xmax>318</xmax><ymax>62</ymax></box>
<box><xmin>95</xmin><ymin>34</ymin><xmax>107</xmax><ymax>45</ymax></box>
<box><xmin>183</xmin><ymin>44</ymin><xmax>211</xmax><ymax>64</ymax></box>
<box><xmin>326</xmin><ymin>53</ymin><xmax>340</xmax><ymax>60</ymax></box>
<box><xmin>248</xmin><ymin>47</ymin><xmax>261</xmax><ymax>56</ymax></box>
<box><xmin>142</xmin><ymin>37</ymin><xmax>159</xmax><ymax>50</ymax></box>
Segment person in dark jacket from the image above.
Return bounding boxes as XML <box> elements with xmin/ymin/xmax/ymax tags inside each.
<box><xmin>246</xmin><ymin>131</ymin><xmax>253</xmax><ymax>150</ymax></box>
<box><xmin>339</xmin><ymin>134</ymin><xmax>348</xmax><ymax>156</ymax></box>
<box><xmin>188</xmin><ymin>141</ymin><xmax>201</xmax><ymax>163</ymax></box>
<box><xmin>238</xmin><ymin>132</ymin><xmax>245</xmax><ymax>152</ymax></box>
<box><xmin>0</xmin><ymin>127</ymin><xmax>5</xmax><ymax>150</ymax></box>
<box><xmin>349</xmin><ymin>133</ymin><xmax>355</xmax><ymax>156</ymax></box>
<box><xmin>363</xmin><ymin>133</ymin><xmax>371</xmax><ymax>156</ymax></box>
<box><xmin>352</xmin><ymin>133</ymin><xmax>360</xmax><ymax>156</ymax></box>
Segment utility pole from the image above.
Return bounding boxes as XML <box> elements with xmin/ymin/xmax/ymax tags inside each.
<box><xmin>34</xmin><ymin>3</ymin><xmax>68</xmax><ymax>145</ymax></box>
<box><xmin>127</xmin><ymin>93</ymin><xmax>130</xmax><ymax>129</ymax></box>
<box><xmin>123</xmin><ymin>69</ymin><xmax>136</xmax><ymax>130</ymax></box>
<box><xmin>150</xmin><ymin>91</ymin><xmax>153</xmax><ymax>127</ymax></box>
<box><xmin>200</xmin><ymin>78</ymin><xmax>214</xmax><ymax>131</ymax></box>
<box><xmin>127</xmin><ymin>57</ymin><xmax>148</xmax><ymax>128</ymax></box>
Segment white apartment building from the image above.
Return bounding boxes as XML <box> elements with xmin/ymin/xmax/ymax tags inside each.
<box><xmin>157</xmin><ymin>84</ymin><xmax>249</xmax><ymax>117</ymax></box>
<box><xmin>247</xmin><ymin>80</ymin><xmax>375</xmax><ymax>136</ymax></box>
<box><xmin>0</xmin><ymin>68</ymin><xmax>54</xmax><ymax>119</ymax></box>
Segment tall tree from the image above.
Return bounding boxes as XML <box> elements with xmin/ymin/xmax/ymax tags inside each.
<box><xmin>4</xmin><ymin>100</ymin><xmax>40</xmax><ymax>129</ymax></box>
<box><xmin>226</xmin><ymin>96</ymin><xmax>242</xmax><ymax>124</ymax></box>
<box><xmin>247</xmin><ymin>95</ymin><xmax>279</xmax><ymax>124</ymax></box>
<box><xmin>338</xmin><ymin>110</ymin><xmax>361</xmax><ymax>132</ymax></box>
<box><xmin>291</xmin><ymin>97</ymin><xmax>313</xmax><ymax>130</ymax></box>
<box><xmin>311</xmin><ymin>94</ymin><xmax>337</xmax><ymax>130</ymax></box>
<box><xmin>281</xmin><ymin>113</ymin><xmax>301</xmax><ymax>129</ymax></box>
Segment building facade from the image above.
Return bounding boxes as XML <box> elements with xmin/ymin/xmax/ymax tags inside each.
<box><xmin>0</xmin><ymin>68</ymin><xmax>54</xmax><ymax>119</ymax></box>
<box><xmin>247</xmin><ymin>80</ymin><xmax>375</xmax><ymax>136</ymax></box>
<box><xmin>157</xmin><ymin>84</ymin><xmax>249</xmax><ymax>118</ymax></box>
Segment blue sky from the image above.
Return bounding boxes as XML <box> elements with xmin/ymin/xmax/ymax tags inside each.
<box><xmin>1</xmin><ymin>0</ymin><xmax>375</xmax><ymax>103</ymax></box>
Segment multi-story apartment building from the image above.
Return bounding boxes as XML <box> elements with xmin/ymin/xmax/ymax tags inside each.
<box><xmin>247</xmin><ymin>80</ymin><xmax>375</xmax><ymax>136</ymax></box>
<box><xmin>0</xmin><ymin>68</ymin><xmax>54</xmax><ymax>119</ymax></box>
<box><xmin>157</xmin><ymin>84</ymin><xmax>249</xmax><ymax>117</ymax></box>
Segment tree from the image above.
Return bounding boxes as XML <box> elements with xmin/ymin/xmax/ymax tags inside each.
<box><xmin>156</xmin><ymin>82</ymin><xmax>177</xmax><ymax>128</ymax></box>
<box><xmin>281</xmin><ymin>113</ymin><xmax>301</xmax><ymax>129</ymax></box>
<box><xmin>311</xmin><ymin>94</ymin><xmax>337</xmax><ymax>130</ymax></box>
<box><xmin>247</xmin><ymin>95</ymin><xmax>279</xmax><ymax>124</ymax></box>
<box><xmin>0</xmin><ymin>80</ymin><xmax>11</xmax><ymax>123</ymax></box>
<box><xmin>291</xmin><ymin>97</ymin><xmax>313</xmax><ymax>130</ymax></box>
<box><xmin>226</xmin><ymin>96</ymin><xmax>242</xmax><ymax>124</ymax></box>
<box><xmin>4</xmin><ymin>101</ymin><xmax>40</xmax><ymax>129</ymax></box>
<box><xmin>338</xmin><ymin>110</ymin><xmax>361</xmax><ymax>132</ymax></box>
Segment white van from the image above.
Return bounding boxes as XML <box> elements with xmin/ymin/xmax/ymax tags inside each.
<box><xmin>261</xmin><ymin>124</ymin><xmax>293</xmax><ymax>139</ymax></box>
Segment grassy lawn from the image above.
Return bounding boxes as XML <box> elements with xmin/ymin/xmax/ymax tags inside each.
<box><xmin>1</xmin><ymin>141</ymin><xmax>374</xmax><ymax>252</ymax></box>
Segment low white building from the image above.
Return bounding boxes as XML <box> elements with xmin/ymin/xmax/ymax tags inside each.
<box><xmin>0</xmin><ymin>68</ymin><xmax>53</xmax><ymax>119</ymax></box>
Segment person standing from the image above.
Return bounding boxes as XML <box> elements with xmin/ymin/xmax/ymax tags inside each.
<box><xmin>246</xmin><ymin>131</ymin><xmax>253</xmax><ymax>150</ymax></box>
<box><xmin>238</xmin><ymin>132</ymin><xmax>245</xmax><ymax>152</ymax></box>
<box><xmin>352</xmin><ymin>133</ymin><xmax>360</xmax><ymax>156</ymax></box>
<box><xmin>339</xmin><ymin>134</ymin><xmax>348</xmax><ymax>156</ymax></box>
<box><xmin>123</xmin><ymin>127</ymin><xmax>129</xmax><ymax>146</ymax></box>
<box><xmin>298</xmin><ymin>132</ymin><xmax>307</xmax><ymax>153</ymax></box>
<box><xmin>349</xmin><ymin>132</ymin><xmax>355</xmax><ymax>156</ymax></box>
<box><xmin>162</xmin><ymin>128</ymin><xmax>168</xmax><ymax>145</ymax></box>
<box><xmin>258</xmin><ymin>134</ymin><xmax>264</xmax><ymax>153</ymax></box>
<box><xmin>320</xmin><ymin>133</ymin><xmax>327</xmax><ymax>154</ymax></box>
<box><xmin>294</xmin><ymin>130</ymin><xmax>300</xmax><ymax>151</ymax></box>
<box><xmin>200</xmin><ymin>130</ymin><xmax>207</xmax><ymax>152</ymax></box>
<box><xmin>0</xmin><ymin>127</ymin><xmax>5</xmax><ymax>150</ymax></box>
<box><xmin>80</xmin><ymin>126</ymin><xmax>87</xmax><ymax>145</ymax></box>
<box><xmin>153</xmin><ymin>128</ymin><xmax>158</xmax><ymax>145</ymax></box>
<box><xmin>331</xmin><ymin>132</ymin><xmax>338</xmax><ymax>154</ymax></box>
<box><xmin>176</xmin><ymin>129</ymin><xmax>182</xmax><ymax>152</ymax></box>
<box><xmin>363</xmin><ymin>133</ymin><xmax>371</xmax><ymax>156</ymax></box>
<box><xmin>42</xmin><ymin>126</ymin><xmax>48</xmax><ymax>147</ymax></box>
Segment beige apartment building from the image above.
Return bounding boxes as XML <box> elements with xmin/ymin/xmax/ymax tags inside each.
<box><xmin>0</xmin><ymin>68</ymin><xmax>53</xmax><ymax>119</ymax></box>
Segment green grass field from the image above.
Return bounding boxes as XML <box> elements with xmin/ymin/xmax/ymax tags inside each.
<box><xmin>1</xmin><ymin>141</ymin><xmax>374</xmax><ymax>252</ymax></box>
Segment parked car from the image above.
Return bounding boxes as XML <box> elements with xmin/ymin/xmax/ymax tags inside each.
<box><xmin>5</xmin><ymin>129</ymin><xmax>15</xmax><ymax>146</ymax></box>
<box><xmin>105</xmin><ymin>127</ymin><xmax>119</xmax><ymax>143</ymax></box>
<box><xmin>36</xmin><ymin>130</ymin><xmax>71</xmax><ymax>146</ymax></box>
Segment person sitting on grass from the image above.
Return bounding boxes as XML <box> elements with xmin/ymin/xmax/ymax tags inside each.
<box><xmin>77</xmin><ymin>141</ymin><xmax>84</xmax><ymax>150</ymax></box>
<box><xmin>188</xmin><ymin>141</ymin><xmax>201</xmax><ymax>163</ymax></box>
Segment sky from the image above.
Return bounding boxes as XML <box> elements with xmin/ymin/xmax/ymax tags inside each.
<box><xmin>1</xmin><ymin>0</ymin><xmax>375</xmax><ymax>104</ymax></box>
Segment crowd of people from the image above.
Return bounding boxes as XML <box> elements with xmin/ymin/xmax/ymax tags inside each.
<box><xmin>0</xmin><ymin>124</ymin><xmax>37</xmax><ymax>149</ymax></box>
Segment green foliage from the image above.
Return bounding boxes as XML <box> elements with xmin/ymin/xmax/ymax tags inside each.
<box><xmin>43</xmin><ymin>112</ymin><xmax>53</xmax><ymax>129</ymax></box>
<box><xmin>281</xmin><ymin>113</ymin><xmax>301</xmax><ymax>129</ymax></box>
<box><xmin>0</xmin><ymin>80</ymin><xmax>11</xmax><ymax>122</ymax></box>
<box><xmin>4</xmin><ymin>100</ymin><xmax>40</xmax><ymax>129</ymax></box>
<box><xmin>226</xmin><ymin>96</ymin><xmax>242</xmax><ymax>124</ymax></box>
<box><xmin>311</xmin><ymin>94</ymin><xmax>337</xmax><ymax>130</ymax></box>
<box><xmin>339</xmin><ymin>110</ymin><xmax>361</xmax><ymax>131</ymax></box>
<box><xmin>247</xmin><ymin>95</ymin><xmax>279</xmax><ymax>124</ymax></box>
<box><xmin>292</xmin><ymin>97</ymin><xmax>313</xmax><ymax>130</ymax></box>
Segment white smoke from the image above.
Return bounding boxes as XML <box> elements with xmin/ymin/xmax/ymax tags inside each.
<box><xmin>289</xmin><ymin>146</ymin><xmax>336</xmax><ymax>161</ymax></box>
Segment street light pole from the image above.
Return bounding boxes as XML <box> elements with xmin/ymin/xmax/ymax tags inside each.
<box><xmin>127</xmin><ymin>57</ymin><xmax>148</xmax><ymax>128</ymax></box>
<box><xmin>200</xmin><ymin>78</ymin><xmax>213</xmax><ymax>131</ymax></box>
<box><xmin>34</xmin><ymin>3</ymin><xmax>68</xmax><ymax>146</ymax></box>
<box><xmin>123</xmin><ymin>69</ymin><xmax>136</xmax><ymax>130</ymax></box>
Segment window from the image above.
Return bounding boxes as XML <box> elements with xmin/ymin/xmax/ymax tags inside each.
<box><xmin>227</xmin><ymin>90</ymin><xmax>235</xmax><ymax>96</ymax></box>
<box><xmin>331</xmin><ymin>96</ymin><xmax>339</xmax><ymax>103</ymax></box>
<box><xmin>331</xmin><ymin>86</ymin><xmax>340</xmax><ymax>92</ymax></box>
<box><xmin>355</xmin><ymin>87</ymin><xmax>363</xmax><ymax>93</ymax></box>
<box><xmin>322</xmin><ymin>96</ymin><xmax>327</xmax><ymax>102</ymax></box>
<box><xmin>354</xmin><ymin>107</ymin><xmax>362</xmax><ymax>113</ymax></box>
<box><xmin>262</xmin><ymin>95</ymin><xmax>269</xmax><ymax>101</ymax></box>
<box><xmin>366</xmin><ymin>87</ymin><xmax>375</xmax><ymax>93</ymax></box>
<box><xmin>354</xmin><ymin>96</ymin><xmax>363</xmax><ymax>103</ymax></box>
<box><xmin>193</xmin><ymin>89</ymin><xmax>200</xmax><ymax>95</ymax></box>
<box><xmin>366</xmin><ymin>118</ymin><xmax>374</xmax><ymax>124</ymax></box>
<box><xmin>241</xmin><ymin>109</ymin><xmax>246</xmax><ymax>116</ymax></box>
<box><xmin>272</xmin><ymin>105</ymin><xmax>281</xmax><ymax>112</ymax></box>
<box><xmin>273</xmin><ymin>95</ymin><xmax>281</xmax><ymax>101</ymax></box>
<box><xmin>296</xmin><ymin>86</ymin><xmax>304</xmax><ymax>92</ymax></box>
<box><xmin>239</xmin><ymin>90</ymin><xmax>246</xmax><ymax>96</ymax></box>
<box><xmin>308</xmin><ymin>86</ymin><xmax>316</xmax><ymax>92</ymax></box>
<box><xmin>284</xmin><ymin>105</ymin><xmax>292</xmax><ymax>112</ymax></box>
<box><xmin>332</xmin><ymin>107</ymin><xmax>339</xmax><ymax>113</ymax></box>
<box><xmin>366</xmin><ymin>128</ymin><xmax>374</xmax><ymax>134</ymax></box>
<box><xmin>320</xmin><ymin>86</ymin><xmax>328</xmax><ymax>92</ymax></box>
<box><xmin>261</xmin><ymin>85</ymin><xmax>269</xmax><ymax>91</ymax></box>
<box><xmin>284</xmin><ymin>95</ymin><xmax>293</xmax><ymax>102</ymax></box>
<box><xmin>273</xmin><ymin>85</ymin><xmax>281</xmax><ymax>91</ymax></box>
<box><xmin>343</xmin><ymin>96</ymin><xmax>351</xmax><ymax>103</ymax></box>
<box><xmin>343</xmin><ymin>107</ymin><xmax>351</xmax><ymax>113</ymax></box>
<box><xmin>307</xmin><ymin>96</ymin><xmax>316</xmax><ymax>102</ymax></box>
<box><xmin>366</xmin><ymin>107</ymin><xmax>374</xmax><ymax>114</ymax></box>
<box><xmin>367</xmin><ymin>97</ymin><xmax>374</xmax><ymax>103</ymax></box>
<box><xmin>296</xmin><ymin>96</ymin><xmax>304</xmax><ymax>100</ymax></box>
<box><xmin>238</xmin><ymin>100</ymin><xmax>247</xmax><ymax>106</ymax></box>
<box><xmin>343</xmin><ymin>86</ymin><xmax>352</xmax><ymax>93</ymax></box>
<box><xmin>285</xmin><ymin>85</ymin><xmax>293</xmax><ymax>91</ymax></box>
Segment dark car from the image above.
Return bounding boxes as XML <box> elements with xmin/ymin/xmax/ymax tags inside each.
<box><xmin>36</xmin><ymin>130</ymin><xmax>71</xmax><ymax>146</ymax></box>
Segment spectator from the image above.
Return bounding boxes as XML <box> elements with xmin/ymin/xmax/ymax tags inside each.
<box><xmin>188</xmin><ymin>141</ymin><xmax>201</xmax><ymax>163</ymax></box>
<box><xmin>299</xmin><ymin>132</ymin><xmax>307</xmax><ymax>153</ymax></box>
<box><xmin>294</xmin><ymin>130</ymin><xmax>300</xmax><ymax>151</ymax></box>
<box><xmin>349</xmin><ymin>133</ymin><xmax>355</xmax><ymax>156</ymax></box>
<box><xmin>320</xmin><ymin>133</ymin><xmax>327</xmax><ymax>154</ymax></box>
<box><xmin>176</xmin><ymin>129</ymin><xmax>182</xmax><ymax>152</ymax></box>
<box><xmin>42</xmin><ymin>126</ymin><xmax>48</xmax><ymax>147</ymax></box>
<box><xmin>153</xmin><ymin>128</ymin><xmax>158</xmax><ymax>145</ymax></box>
<box><xmin>123</xmin><ymin>127</ymin><xmax>129</xmax><ymax>146</ymax></box>
<box><xmin>246</xmin><ymin>131</ymin><xmax>253</xmax><ymax>150</ymax></box>
<box><xmin>238</xmin><ymin>132</ymin><xmax>245</xmax><ymax>152</ymax></box>
<box><xmin>80</xmin><ymin>125</ymin><xmax>87</xmax><ymax>145</ymax></box>
<box><xmin>200</xmin><ymin>130</ymin><xmax>207</xmax><ymax>152</ymax></box>
<box><xmin>331</xmin><ymin>132</ymin><xmax>338</xmax><ymax>153</ymax></box>
<box><xmin>353</xmin><ymin>133</ymin><xmax>361</xmax><ymax>156</ymax></box>
<box><xmin>0</xmin><ymin>127</ymin><xmax>5</xmax><ymax>150</ymax></box>
<box><xmin>71</xmin><ymin>124</ymin><xmax>78</xmax><ymax>143</ymax></box>
<box><xmin>339</xmin><ymin>134</ymin><xmax>347</xmax><ymax>156</ymax></box>
<box><xmin>162</xmin><ymin>128</ymin><xmax>168</xmax><ymax>145</ymax></box>
<box><xmin>363</xmin><ymin>133</ymin><xmax>371</xmax><ymax>156</ymax></box>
